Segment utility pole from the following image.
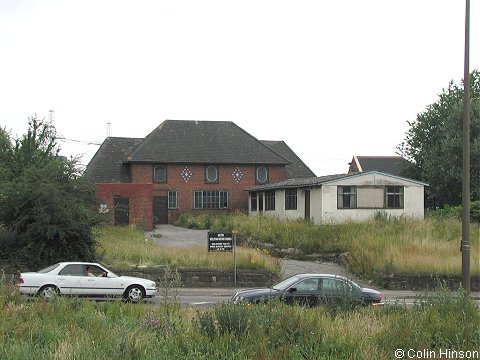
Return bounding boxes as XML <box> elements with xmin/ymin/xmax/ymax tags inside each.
<box><xmin>461</xmin><ymin>0</ymin><xmax>470</xmax><ymax>293</ymax></box>
<box><xmin>48</xmin><ymin>109</ymin><xmax>55</xmax><ymax>123</ymax></box>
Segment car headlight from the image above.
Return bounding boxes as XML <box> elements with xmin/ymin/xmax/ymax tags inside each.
<box><xmin>148</xmin><ymin>282</ymin><xmax>156</xmax><ymax>288</ymax></box>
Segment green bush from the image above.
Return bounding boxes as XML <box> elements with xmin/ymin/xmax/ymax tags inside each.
<box><xmin>472</xmin><ymin>200</ymin><xmax>480</xmax><ymax>223</ymax></box>
<box><xmin>0</xmin><ymin>227</ymin><xmax>16</xmax><ymax>260</ymax></box>
<box><xmin>428</xmin><ymin>200</ymin><xmax>480</xmax><ymax>223</ymax></box>
<box><xmin>0</xmin><ymin>118</ymin><xmax>99</xmax><ymax>269</ymax></box>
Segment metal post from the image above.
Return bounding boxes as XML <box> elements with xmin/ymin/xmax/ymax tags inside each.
<box><xmin>461</xmin><ymin>0</ymin><xmax>471</xmax><ymax>293</ymax></box>
<box><xmin>233</xmin><ymin>232</ymin><xmax>237</xmax><ymax>287</ymax></box>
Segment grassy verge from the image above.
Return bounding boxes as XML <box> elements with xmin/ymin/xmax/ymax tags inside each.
<box><xmin>175</xmin><ymin>212</ymin><xmax>480</xmax><ymax>280</ymax></box>
<box><xmin>95</xmin><ymin>226</ymin><xmax>281</xmax><ymax>275</ymax></box>
<box><xmin>1</xmin><ymin>279</ymin><xmax>478</xmax><ymax>359</ymax></box>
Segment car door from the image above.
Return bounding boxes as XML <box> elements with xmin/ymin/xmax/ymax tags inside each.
<box><xmin>90</xmin><ymin>276</ymin><xmax>119</xmax><ymax>297</ymax></box>
<box><xmin>318</xmin><ymin>278</ymin><xmax>355</xmax><ymax>306</ymax></box>
<box><xmin>80</xmin><ymin>265</ymin><xmax>124</xmax><ymax>297</ymax></box>
<box><xmin>284</xmin><ymin>277</ymin><xmax>321</xmax><ymax>307</ymax></box>
<box><xmin>57</xmin><ymin>264</ymin><xmax>85</xmax><ymax>295</ymax></box>
<box><xmin>78</xmin><ymin>265</ymin><xmax>107</xmax><ymax>296</ymax></box>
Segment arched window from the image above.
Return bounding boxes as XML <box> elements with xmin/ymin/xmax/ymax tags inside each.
<box><xmin>256</xmin><ymin>166</ymin><xmax>268</xmax><ymax>184</ymax></box>
<box><xmin>205</xmin><ymin>165</ymin><xmax>219</xmax><ymax>183</ymax></box>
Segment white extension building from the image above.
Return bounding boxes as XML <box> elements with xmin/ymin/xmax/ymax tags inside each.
<box><xmin>247</xmin><ymin>171</ymin><xmax>427</xmax><ymax>225</ymax></box>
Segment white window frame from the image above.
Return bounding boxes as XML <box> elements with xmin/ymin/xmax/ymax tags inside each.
<box><xmin>194</xmin><ymin>190</ymin><xmax>228</xmax><ymax>209</ymax></box>
<box><xmin>168</xmin><ymin>190</ymin><xmax>177</xmax><ymax>209</ymax></box>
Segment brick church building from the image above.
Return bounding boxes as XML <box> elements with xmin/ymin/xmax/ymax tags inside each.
<box><xmin>85</xmin><ymin>120</ymin><xmax>315</xmax><ymax>230</ymax></box>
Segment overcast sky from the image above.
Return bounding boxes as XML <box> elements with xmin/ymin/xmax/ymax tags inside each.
<box><xmin>1</xmin><ymin>0</ymin><xmax>478</xmax><ymax>176</ymax></box>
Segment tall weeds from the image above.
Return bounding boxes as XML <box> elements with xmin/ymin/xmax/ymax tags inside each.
<box><xmin>95</xmin><ymin>225</ymin><xmax>281</xmax><ymax>275</ymax></box>
<box><xmin>1</xmin><ymin>274</ymin><xmax>478</xmax><ymax>359</ymax></box>
<box><xmin>175</xmin><ymin>212</ymin><xmax>480</xmax><ymax>278</ymax></box>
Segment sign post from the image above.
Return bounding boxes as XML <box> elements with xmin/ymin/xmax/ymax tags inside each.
<box><xmin>207</xmin><ymin>231</ymin><xmax>238</xmax><ymax>287</ymax></box>
<box><xmin>232</xmin><ymin>229</ymin><xmax>238</xmax><ymax>287</ymax></box>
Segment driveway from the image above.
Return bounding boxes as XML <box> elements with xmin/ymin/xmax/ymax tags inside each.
<box><xmin>146</xmin><ymin>224</ymin><xmax>209</xmax><ymax>248</ymax></box>
<box><xmin>146</xmin><ymin>224</ymin><xmax>361</xmax><ymax>282</ymax></box>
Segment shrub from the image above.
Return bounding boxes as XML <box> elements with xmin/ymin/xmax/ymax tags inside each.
<box><xmin>428</xmin><ymin>200</ymin><xmax>480</xmax><ymax>223</ymax></box>
<box><xmin>0</xmin><ymin>227</ymin><xmax>17</xmax><ymax>260</ymax></box>
<box><xmin>472</xmin><ymin>200</ymin><xmax>480</xmax><ymax>223</ymax></box>
<box><xmin>0</xmin><ymin>118</ymin><xmax>99</xmax><ymax>269</ymax></box>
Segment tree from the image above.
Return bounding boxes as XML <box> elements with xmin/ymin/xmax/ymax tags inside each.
<box><xmin>0</xmin><ymin>116</ymin><xmax>98</xmax><ymax>269</ymax></box>
<box><xmin>0</xmin><ymin>127</ymin><xmax>12</xmax><ymax>183</ymax></box>
<box><xmin>397</xmin><ymin>70</ymin><xmax>480</xmax><ymax>207</ymax></box>
<box><xmin>0</xmin><ymin>126</ymin><xmax>11</xmax><ymax>153</ymax></box>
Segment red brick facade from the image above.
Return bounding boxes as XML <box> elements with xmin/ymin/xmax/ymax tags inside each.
<box><xmin>95</xmin><ymin>164</ymin><xmax>286</xmax><ymax>230</ymax></box>
<box><xmin>96</xmin><ymin>183</ymin><xmax>155</xmax><ymax>230</ymax></box>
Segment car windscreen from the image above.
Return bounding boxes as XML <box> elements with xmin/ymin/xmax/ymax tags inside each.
<box><xmin>272</xmin><ymin>276</ymin><xmax>300</xmax><ymax>291</ymax></box>
<box><xmin>37</xmin><ymin>263</ymin><xmax>60</xmax><ymax>273</ymax></box>
<box><xmin>100</xmin><ymin>266</ymin><xmax>118</xmax><ymax>277</ymax></box>
<box><xmin>348</xmin><ymin>279</ymin><xmax>362</xmax><ymax>292</ymax></box>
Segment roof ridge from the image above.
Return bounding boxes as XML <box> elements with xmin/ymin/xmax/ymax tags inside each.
<box><xmin>356</xmin><ymin>155</ymin><xmax>403</xmax><ymax>158</ymax></box>
<box><xmin>126</xmin><ymin>120</ymin><xmax>167</xmax><ymax>161</ymax></box>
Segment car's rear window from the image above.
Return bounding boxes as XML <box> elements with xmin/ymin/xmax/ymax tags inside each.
<box><xmin>37</xmin><ymin>263</ymin><xmax>60</xmax><ymax>273</ymax></box>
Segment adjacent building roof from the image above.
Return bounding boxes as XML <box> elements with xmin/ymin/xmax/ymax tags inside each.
<box><xmin>348</xmin><ymin>156</ymin><xmax>405</xmax><ymax>176</ymax></box>
<box><xmin>261</xmin><ymin>140</ymin><xmax>316</xmax><ymax>179</ymax></box>
<box><xmin>84</xmin><ymin>137</ymin><xmax>143</xmax><ymax>183</ymax></box>
<box><xmin>127</xmin><ymin>120</ymin><xmax>289</xmax><ymax>165</ymax></box>
<box><xmin>246</xmin><ymin>170</ymin><xmax>428</xmax><ymax>192</ymax></box>
<box><xmin>246</xmin><ymin>174</ymin><xmax>349</xmax><ymax>191</ymax></box>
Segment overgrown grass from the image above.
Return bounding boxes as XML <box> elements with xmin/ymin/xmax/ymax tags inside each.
<box><xmin>95</xmin><ymin>226</ymin><xmax>281</xmax><ymax>275</ymax></box>
<box><xmin>1</xmin><ymin>278</ymin><xmax>478</xmax><ymax>359</ymax></box>
<box><xmin>175</xmin><ymin>212</ymin><xmax>480</xmax><ymax>279</ymax></box>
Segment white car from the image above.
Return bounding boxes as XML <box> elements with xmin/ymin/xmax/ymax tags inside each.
<box><xmin>16</xmin><ymin>262</ymin><xmax>157</xmax><ymax>302</ymax></box>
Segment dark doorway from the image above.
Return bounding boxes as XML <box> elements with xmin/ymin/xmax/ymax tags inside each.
<box><xmin>114</xmin><ymin>196</ymin><xmax>129</xmax><ymax>226</ymax></box>
<box><xmin>153</xmin><ymin>196</ymin><xmax>168</xmax><ymax>225</ymax></box>
<box><xmin>304</xmin><ymin>190</ymin><xmax>310</xmax><ymax>221</ymax></box>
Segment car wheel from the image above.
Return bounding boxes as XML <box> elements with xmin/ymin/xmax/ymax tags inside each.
<box><xmin>38</xmin><ymin>285</ymin><xmax>59</xmax><ymax>300</ymax></box>
<box><xmin>124</xmin><ymin>285</ymin><xmax>145</xmax><ymax>303</ymax></box>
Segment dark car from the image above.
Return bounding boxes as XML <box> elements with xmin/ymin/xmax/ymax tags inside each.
<box><xmin>231</xmin><ymin>274</ymin><xmax>383</xmax><ymax>307</ymax></box>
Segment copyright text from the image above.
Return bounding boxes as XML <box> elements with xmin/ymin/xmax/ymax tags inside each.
<box><xmin>395</xmin><ymin>348</ymin><xmax>479</xmax><ymax>359</ymax></box>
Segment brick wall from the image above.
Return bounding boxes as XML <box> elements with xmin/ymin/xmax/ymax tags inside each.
<box><xmin>96</xmin><ymin>183</ymin><xmax>154</xmax><ymax>230</ymax></box>
<box><xmin>95</xmin><ymin>164</ymin><xmax>286</xmax><ymax>228</ymax></box>
<box><xmin>113</xmin><ymin>267</ymin><xmax>279</xmax><ymax>288</ymax></box>
<box><xmin>131</xmin><ymin>163</ymin><xmax>286</xmax><ymax>223</ymax></box>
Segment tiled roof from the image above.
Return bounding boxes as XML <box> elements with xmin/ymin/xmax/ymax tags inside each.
<box><xmin>84</xmin><ymin>137</ymin><xmax>143</xmax><ymax>183</ymax></box>
<box><xmin>261</xmin><ymin>140</ymin><xmax>316</xmax><ymax>179</ymax></box>
<box><xmin>85</xmin><ymin>120</ymin><xmax>316</xmax><ymax>184</ymax></box>
<box><xmin>127</xmin><ymin>120</ymin><xmax>289</xmax><ymax>165</ymax></box>
<box><xmin>353</xmin><ymin>156</ymin><xmax>405</xmax><ymax>176</ymax></box>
